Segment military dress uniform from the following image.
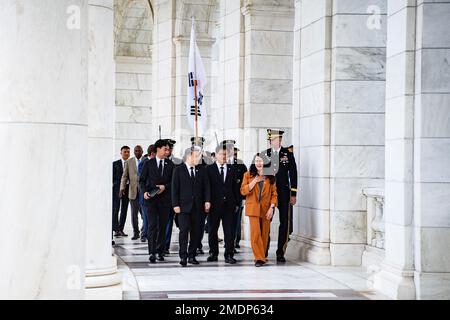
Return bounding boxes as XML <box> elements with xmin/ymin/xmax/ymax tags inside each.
<box><xmin>231</xmin><ymin>149</ymin><xmax>248</xmax><ymax>249</ymax></box>
<box><xmin>262</xmin><ymin>129</ymin><xmax>298</xmax><ymax>261</ymax></box>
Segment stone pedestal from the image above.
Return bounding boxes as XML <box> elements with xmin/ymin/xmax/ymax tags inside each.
<box><xmin>0</xmin><ymin>0</ymin><xmax>88</xmax><ymax>299</ymax></box>
<box><xmin>85</xmin><ymin>0</ymin><xmax>121</xmax><ymax>299</ymax></box>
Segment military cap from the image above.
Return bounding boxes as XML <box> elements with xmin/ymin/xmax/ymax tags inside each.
<box><xmin>267</xmin><ymin>129</ymin><xmax>285</xmax><ymax>140</ymax></box>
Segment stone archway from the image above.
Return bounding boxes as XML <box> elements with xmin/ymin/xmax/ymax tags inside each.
<box><xmin>114</xmin><ymin>0</ymin><xmax>154</xmax><ymax>154</ymax></box>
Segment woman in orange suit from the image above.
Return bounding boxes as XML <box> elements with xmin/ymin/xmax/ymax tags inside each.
<box><xmin>240</xmin><ymin>153</ymin><xmax>278</xmax><ymax>267</ymax></box>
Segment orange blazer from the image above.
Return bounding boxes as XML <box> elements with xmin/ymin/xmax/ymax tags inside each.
<box><xmin>240</xmin><ymin>172</ymin><xmax>278</xmax><ymax>218</ymax></box>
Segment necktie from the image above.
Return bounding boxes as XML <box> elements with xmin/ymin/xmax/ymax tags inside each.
<box><xmin>158</xmin><ymin>160</ymin><xmax>163</xmax><ymax>176</ymax></box>
<box><xmin>190</xmin><ymin>167</ymin><xmax>195</xmax><ymax>180</ymax></box>
<box><xmin>220</xmin><ymin>166</ymin><xmax>225</xmax><ymax>183</ymax></box>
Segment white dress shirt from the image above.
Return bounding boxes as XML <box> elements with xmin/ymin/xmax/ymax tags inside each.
<box><xmin>185</xmin><ymin>163</ymin><xmax>195</xmax><ymax>177</ymax></box>
<box><xmin>216</xmin><ymin>161</ymin><xmax>227</xmax><ymax>182</ymax></box>
<box><xmin>155</xmin><ymin>155</ymin><xmax>165</xmax><ymax>174</ymax></box>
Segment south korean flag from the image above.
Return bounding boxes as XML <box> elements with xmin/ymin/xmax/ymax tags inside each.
<box><xmin>186</xmin><ymin>18</ymin><xmax>208</xmax><ymax>136</ymax></box>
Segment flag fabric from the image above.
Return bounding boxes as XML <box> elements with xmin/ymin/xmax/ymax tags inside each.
<box><xmin>187</xmin><ymin>19</ymin><xmax>208</xmax><ymax>136</ymax></box>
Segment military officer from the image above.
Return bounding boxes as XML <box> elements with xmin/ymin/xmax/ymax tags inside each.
<box><xmin>262</xmin><ymin>129</ymin><xmax>298</xmax><ymax>262</ymax></box>
<box><xmin>164</xmin><ymin>139</ymin><xmax>180</xmax><ymax>255</ymax></box>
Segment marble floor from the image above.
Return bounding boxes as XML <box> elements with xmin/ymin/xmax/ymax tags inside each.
<box><xmin>115</xmin><ymin>229</ymin><xmax>389</xmax><ymax>300</ymax></box>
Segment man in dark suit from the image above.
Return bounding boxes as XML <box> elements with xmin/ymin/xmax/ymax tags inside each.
<box><xmin>112</xmin><ymin>146</ymin><xmax>131</xmax><ymax>238</ymax></box>
<box><xmin>139</xmin><ymin>140</ymin><xmax>175</xmax><ymax>263</ymax></box>
<box><xmin>190</xmin><ymin>137</ymin><xmax>208</xmax><ymax>255</ymax></box>
<box><xmin>262</xmin><ymin>129</ymin><xmax>298</xmax><ymax>262</ymax></box>
<box><xmin>172</xmin><ymin>147</ymin><xmax>211</xmax><ymax>267</ymax></box>
<box><xmin>206</xmin><ymin>144</ymin><xmax>241</xmax><ymax>264</ymax></box>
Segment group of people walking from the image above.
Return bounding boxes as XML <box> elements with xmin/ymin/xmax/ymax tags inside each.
<box><xmin>112</xmin><ymin>129</ymin><xmax>297</xmax><ymax>267</ymax></box>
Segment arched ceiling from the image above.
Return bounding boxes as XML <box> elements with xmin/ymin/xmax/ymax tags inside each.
<box><xmin>175</xmin><ymin>0</ymin><xmax>219</xmax><ymax>40</ymax></box>
<box><xmin>114</xmin><ymin>0</ymin><xmax>154</xmax><ymax>58</ymax></box>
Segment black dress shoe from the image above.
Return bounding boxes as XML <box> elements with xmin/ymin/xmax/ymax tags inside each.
<box><xmin>149</xmin><ymin>255</ymin><xmax>156</xmax><ymax>263</ymax></box>
<box><xmin>112</xmin><ymin>240</ymin><xmax>115</xmax><ymax>246</ymax></box>
<box><xmin>157</xmin><ymin>254</ymin><xmax>164</xmax><ymax>261</ymax></box>
<box><xmin>225</xmin><ymin>257</ymin><xmax>237</xmax><ymax>264</ymax></box>
<box><xmin>207</xmin><ymin>255</ymin><xmax>218</xmax><ymax>262</ymax></box>
<box><xmin>164</xmin><ymin>249</ymin><xmax>170</xmax><ymax>255</ymax></box>
<box><xmin>196</xmin><ymin>248</ymin><xmax>204</xmax><ymax>255</ymax></box>
<box><xmin>255</xmin><ymin>260</ymin><xmax>264</xmax><ymax>267</ymax></box>
<box><xmin>188</xmin><ymin>258</ymin><xmax>199</xmax><ymax>265</ymax></box>
<box><xmin>277</xmin><ymin>256</ymin><xmax>286</xmax><ymax>263</ymax></box>
<box><xmin>140</xmin><ymin>237</ymin><xmax>147</xmax><ymax>243</ymax></box>
<box><xmin>180</xmin><ymin>259</ymin><xmax>187</xmax><ymax>267</ymax></box>
<box><xmin>131</xmin><ymin>235</ymin><xmax>139</xmax><ymax>240</ymax></box>
<box><xmin>114</xmin><ymin>232</ymin><xmax>121</xmax><ymax>238</ymax></box>
<box><xmin>119</xmin><ymin>231</ymin><xmax>128</xmax><ymax>237</ymax></box>
<box><xmin>235</xmin><ymin>243</ymin><xmax>240</xmax><ymax>249</ymax></box>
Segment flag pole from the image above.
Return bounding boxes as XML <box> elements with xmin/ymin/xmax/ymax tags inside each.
<box><xmin>192</xmin><ymin>17</ymin><xmax>199</xmax><ymax>142</ymax></box>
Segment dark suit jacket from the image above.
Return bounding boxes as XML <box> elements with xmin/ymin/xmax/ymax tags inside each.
<box><xmin>113</xmin><ymin>160</ymin><xmax>124</xmax><ymax>194</ymax></box>
<box><xmin>233</xmin><ymin>159</ymin><xmax>248</xmax><ymax>202</ymax></box>
<box><xmin>171</xmin><ymin>164</ymin><xmax>211</xmax><ymax>213</ymax></box>
<box><xmin>139</xmin><ymin>157</ymin><xmax>174</xmax><ymax>207</ymax></box>
<box><xmin>206</xmin><ymin>163</ymin><xmax>240</xmax><ymax>209</ymax></box>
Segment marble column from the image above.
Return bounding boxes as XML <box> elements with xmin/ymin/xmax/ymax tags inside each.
<box><xmin>85</xmin><ymin>0</ymin><xmax>122</xmax><ymax>299</ymax></box>
<box><xmin>241</xmin><ymin>0</ymin><xmax>295</xmax><ymax>163</ymax></box>
<box><xmin>288</xmin><ymin>0</ymin><xmax>386</xmax><ymax>266</ymax></box>
<box><xmin>0</xmin><ymin>0</ymin><xmax>88</xmax><ymax>299</ymax></box>
<box><xmin>213</xmin><ymin>0</ymin><xmax>245</xmax><ymax>150</ymax></box>
<box><xmin>375</xmin><ymin>0</ymin><xmax>450</xmax><ymax>300</ymax></box>
<box><xmin>240</xmin><ymin>0</ymin><xmax>294</xmax><ymax>243</ymax></box>
<box><xmin>329</xmin><ymin>0</ymin><xmax>386</xmax><ymax>266</ymax></box>
<box><xmin>287</xmin><ymin>0</ymin><xmax>333</xmax><ymax>265</ymax></box>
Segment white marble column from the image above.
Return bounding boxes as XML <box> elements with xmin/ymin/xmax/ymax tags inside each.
<box><xmin>213</xmin><ymin>0</ymin><xmax>245</xmax><ymax>151</ymax></box>
<box><xmin>240</xmin><ymin>0</ymin><xmax>294</xmax><ymax>243</ymax></box>
<box><xmin>375</xmin><ymin>0</ymin><xmax>450</xmax><ymax>300</ymax></box>
<box><xmin>329</xmin><ymin>0</ymin><xmax>386</xmax><ymax>266</ymax></box>
<box><xmin>241</xmin><ymin>0</ymin><xmax>295</xmax><ymax>163</ymax></box>
<box><xmin>85</xmin><ymin>0</ymin><xmax>121</xmax><ymax>299</ymax></box>
<box><xmin>0</xmin><ymin>0</ymin><xmax>88</xmax><ymax>299</ymax></box>
<box><xmin>288</xmin><ymin>0</ymin><xmax>386</xmax><ymax>266</ymax></box>
<box><xmin>287</xmin><ymin>0</ymin><xmax>333</xmax><ymax>265</ymax></box>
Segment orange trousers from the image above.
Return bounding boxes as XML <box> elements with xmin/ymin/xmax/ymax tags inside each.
<box><xmin>249</xmin><ymin>216</ymin><xmax>271</xmax><ymax>262</ymax></box>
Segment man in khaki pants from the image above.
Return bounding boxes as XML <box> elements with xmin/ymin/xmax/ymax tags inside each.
<box><xmin>121</xmin><ymin>145</ymin><xmax>144</xmax><ymax>240</ymax></box>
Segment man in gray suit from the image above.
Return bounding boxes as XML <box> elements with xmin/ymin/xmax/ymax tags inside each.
<box><xmin>120</xmin><ymin>145</ymin><xmax>144</xmax><ymax>240</ymax></box>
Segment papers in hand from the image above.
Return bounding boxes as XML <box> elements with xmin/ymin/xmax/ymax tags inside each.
<box><xmin>148</xmin><ymin>187</ymin><xmax>160</xmax><ymax>198</ymax></box>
